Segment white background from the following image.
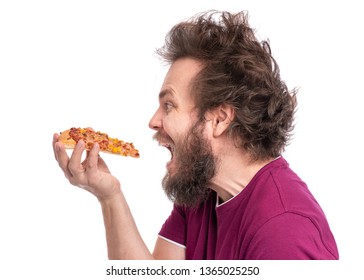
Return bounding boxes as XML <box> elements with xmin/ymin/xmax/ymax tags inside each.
<box><xmin>0</xmin><ymin>0</ymin><xmax>363</xmax><ymax>279</ymax></box>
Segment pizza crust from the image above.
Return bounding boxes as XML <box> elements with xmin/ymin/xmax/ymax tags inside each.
<box><xmin>58</xmin><ymin>129</ymin><xmax>77</xmax><ymax>149</ymax></box>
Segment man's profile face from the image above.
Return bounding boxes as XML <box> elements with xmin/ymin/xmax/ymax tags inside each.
<box><xmin>149</xmin><ymin>58</ymin><xmax>217</xmax><ymax>206</ymax></box>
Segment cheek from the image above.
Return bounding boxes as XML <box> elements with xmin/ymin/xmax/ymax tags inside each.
<box><xmin>164</xmin><ymin>115</ymin><xmax>194</xmax><ymax>137</ymax></box>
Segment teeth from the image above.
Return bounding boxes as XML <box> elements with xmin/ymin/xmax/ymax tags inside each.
<box><xmin>162</xmin><ymin>143</ymin><xmax>174</xmax><ymax>158</ymax></box>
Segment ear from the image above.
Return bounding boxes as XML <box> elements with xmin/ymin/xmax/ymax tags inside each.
<box><xmin>205</xmin><ymin>104</ymin><xmax>235</xmax><ymax>138</ymax></box>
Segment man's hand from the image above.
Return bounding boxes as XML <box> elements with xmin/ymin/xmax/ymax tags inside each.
<box><xmin>53</xmin><ymin>133</ymin><xmax>184</xmax><ymax>259</ymax></box>
<box><xmin>53</xmin><ymin>133</ymin><xmax>121</xmax><ymax>201</ymax></box>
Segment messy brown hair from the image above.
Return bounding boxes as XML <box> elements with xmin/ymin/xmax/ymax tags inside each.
<box><xmin>157</xmin><ymin>11</ymin><xmax>297</xmax><ymax>161</ymax></box>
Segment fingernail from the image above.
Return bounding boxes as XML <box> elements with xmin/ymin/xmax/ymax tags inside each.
<box><xmin>77</xmin><ymin>140</ymin><xmax>83</xmax><ymax>148</ymax></box>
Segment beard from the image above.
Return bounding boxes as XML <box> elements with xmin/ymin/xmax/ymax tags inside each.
<box><xmin>154</xmin><ymin>122</ymin><xmax>217</xmax><ymax>207</ymax></box>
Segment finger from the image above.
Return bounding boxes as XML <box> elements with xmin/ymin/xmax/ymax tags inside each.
<box><xmin>68</xmin><ymin>140</ymin><xmax>86</xmax><ymax>177</ymax></box>
<box><xmin>97</xmin><ymin>155</ymin><xmax>111</xmax><ymax>173</ymax></box>
<box><xmin>52</xmin><ymin>133</ymin><xmax>60</xmax><ymax>160</ymax></box>
<box><xmin>53</xmin><ymin>132</ymin><xmax>59</xmax><ymax>144</ymax></box>
<box><xmin>86</xmin><ymin>142</ymin><xmax>100</xmax><ymax>172</ymax></box>
<box><xmin>54</xmin><ymin>141</ymin><xmax>73</xmax><ymax>179</ymax></box>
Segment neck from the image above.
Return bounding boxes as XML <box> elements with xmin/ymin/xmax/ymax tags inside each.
<box><xmin>210</xmin><ymin>150</ymin><xmax>275</xmax><ymax>203</ymax></box>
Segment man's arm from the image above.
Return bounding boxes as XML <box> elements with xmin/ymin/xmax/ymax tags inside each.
<box><xmin>53</xmin><ymin>133</ymin><xmax>185</xmax><ymax>260</ymax></box>
<box><xmin>153</xmin><ymin>237</ymin><xmax>186</xmax><ymax>260</ymax></box>
<box><xmin>99</xmin><ymin>192</ymin><xmax>152</xmax><ymax>259</ymax></box>
<box><xmin>100</xmin><ymin>192</ymin><xmax>185</xmax><ymax>260</ymax></box>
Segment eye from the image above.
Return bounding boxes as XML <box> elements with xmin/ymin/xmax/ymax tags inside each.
<box><xmin>164</xmin><ymin>101</ymin><xmax>174</xmax><ymax>112</ymax></box>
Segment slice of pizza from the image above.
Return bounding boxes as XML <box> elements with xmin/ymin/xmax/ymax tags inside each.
<box><xmin>58</xmin><ymin>127</ymin><xmax>140</xmax><ymax>158</ymax></box>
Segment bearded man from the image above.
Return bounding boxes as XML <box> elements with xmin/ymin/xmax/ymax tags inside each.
<box><xmin>53</xmin><ymin>11</ymin><xmax>338</xmax><ymax>260</ymax></box>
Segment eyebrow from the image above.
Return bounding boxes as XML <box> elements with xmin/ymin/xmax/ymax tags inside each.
<box><xmin>159</xmin><ymin>89</ymin><xmax>175</xmax><ymax>100</ymax></box>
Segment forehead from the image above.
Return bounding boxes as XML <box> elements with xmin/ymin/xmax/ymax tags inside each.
<box><xmin>159</xmin><ymin>57</ymin><xmax>203</xmax><ymax>102</ymax></box>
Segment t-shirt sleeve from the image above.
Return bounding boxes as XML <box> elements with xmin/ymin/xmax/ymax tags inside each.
<box><xmin>245</xmin><ymin>212</ymin><xmax>338</xmax><ymax>260</ymax></box>
<box><xmin>158</xmin><ymin>204</ymin><xmax>187</xmax><ymax>248</ymax></box>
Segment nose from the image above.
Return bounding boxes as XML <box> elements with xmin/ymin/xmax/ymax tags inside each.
<box><xmin>148</xmin><ymin>109</ymin><xmax>162</xmax><ymax>131</ymax></box>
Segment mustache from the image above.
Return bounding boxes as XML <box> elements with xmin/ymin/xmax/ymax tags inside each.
<box><xmin>152</xmin><ymin>131</ymin><xmax>174</xmax><ymax>144</ymax></box>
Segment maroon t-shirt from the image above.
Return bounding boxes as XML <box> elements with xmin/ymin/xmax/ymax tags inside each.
<box><xmin>158</xmin><ymin>157</ymin><xmax>339</xmax><ymax>260</ymax></box>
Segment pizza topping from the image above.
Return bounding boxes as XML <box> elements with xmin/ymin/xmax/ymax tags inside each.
<box><xmin>59</xmin><ymin>127</ymin><xmax>139</xmax><ymax>158</ymax></box>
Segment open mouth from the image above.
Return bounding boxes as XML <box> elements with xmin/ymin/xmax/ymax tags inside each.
<box><xmin>162</xmin><ymin>143</ymin><xmax>175</xmax><ymax>159</ymax></box>
<box><xmin>153</xmin><ymin>132</ymin><xmax>176</xmax><ymax>172</ymax></box>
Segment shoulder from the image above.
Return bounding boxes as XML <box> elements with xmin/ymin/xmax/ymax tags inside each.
<box><xmin>241</xmin><ymin>158</ymin><xmax>338</xmax><ymax>259</ymax></box>
<box><xmin>251</xmin><ymin>157</ymin><xmax>321</xmax><ymax>215</ymax></box>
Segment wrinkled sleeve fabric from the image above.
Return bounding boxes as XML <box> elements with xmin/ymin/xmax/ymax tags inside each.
<box><xmin>158</xmin><ymin>204</ymin><xmax>187</xmax><ymax>248</ymax></box>
<box><xmin>245</xmin><ymin>212</ymin><xmax>338</xmax><ymax>260</ymax></box>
